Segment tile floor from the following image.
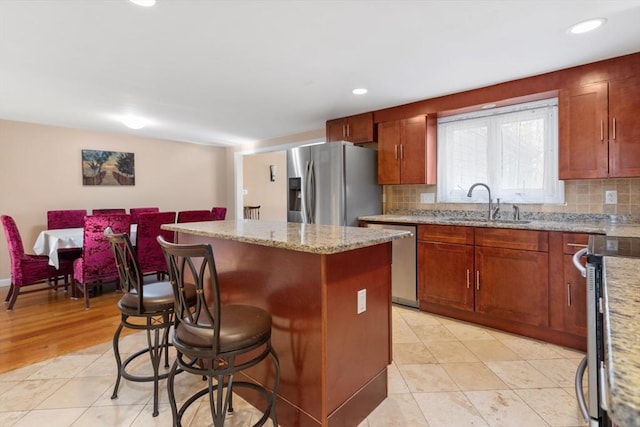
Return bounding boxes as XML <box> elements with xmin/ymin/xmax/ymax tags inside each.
<box><xmin>0</xmin><ymin>305</ymin><xmax>588</xmax><ymax>426</ymax></box>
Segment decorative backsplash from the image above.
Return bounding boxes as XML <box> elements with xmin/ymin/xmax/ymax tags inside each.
<box><xmin>383</xmin><ymin>178</ymin><xmax>640</xmax><ymax>222</ymax></box>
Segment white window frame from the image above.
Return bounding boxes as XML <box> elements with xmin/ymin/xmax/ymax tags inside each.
<box><xmin>436</xmin><ymin>98</ymin><xmax>564</xmax><ymax>205</ymax></box>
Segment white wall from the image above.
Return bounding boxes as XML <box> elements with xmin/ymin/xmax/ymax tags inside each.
<box><xmin>0</xmin><ymin>119</ymin><xmax>227</xmax><ymax>281</ymax></box>
<box><xmin>242</xmin><ymin>151</ymin><xmax>287</xmax><ymax>221</ymax></box>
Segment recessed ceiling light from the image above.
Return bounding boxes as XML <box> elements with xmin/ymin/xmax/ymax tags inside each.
<box><xmin>568</xmin><ymin>18</ymin><xmax>606</xmax><ymax>35</ymax></box>
<box><xmin>129</xmin><ymin>0</ymin><xmax>156</xmax><ymax>7</ymax></box>
<box><xmin>120</xmin><ymin>116</ymin><xmax>148</xmax><ymax>130</ymax></box>
<box><xmin>352</xmin><ymin>88</ymin><xmax>368</xmax><ymax>95</ymax></box>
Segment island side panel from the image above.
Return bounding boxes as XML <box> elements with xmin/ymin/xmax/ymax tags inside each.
<box><xmin>177</xmin><ymin>232</ymin><xmax>325</xmax><ymax>426</ymax></box>
<box><xmin>324</xmin><ymin>242</ymin><xmax>392</xmax><ymax>425</ymax></box>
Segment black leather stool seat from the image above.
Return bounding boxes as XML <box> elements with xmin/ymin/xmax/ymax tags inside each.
<box><xmin>176</xmin><ymin>304</ymin><xmax>272</xmax><ymax>353</ymax></box>
<box><xmin>118</xmin><ymin>281</ymin><xmax>195</xmax><ymax>313</ymax></box>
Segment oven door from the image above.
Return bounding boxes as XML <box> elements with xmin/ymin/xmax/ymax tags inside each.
<box><xmin>573</xmin><ymin>248</ymin><xmax>601</xmax><ymax>426</ymax></box>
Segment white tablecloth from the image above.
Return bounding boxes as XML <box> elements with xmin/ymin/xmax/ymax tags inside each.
<box><xmin>33</xmin><ymin>225</ymin><xmax>137</xmax><ymax>269</ymax></box>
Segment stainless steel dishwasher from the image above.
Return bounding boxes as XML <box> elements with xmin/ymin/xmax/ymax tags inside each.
<box><xmin>366</xmin><ymin>222</ymin><xmax>417</xmax><ymax>307</ymax></box>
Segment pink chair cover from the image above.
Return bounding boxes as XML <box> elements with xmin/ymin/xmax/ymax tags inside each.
<box><xmin>1</xmin><ymin>215</ymin><xmax>72</xmax><ymax>310</ymax></box>
<box><xmin>177</xmin><ymin>210</ymin><xmax>212</xmax><ymax>223</ymax></box>
<box><xmin>47</xmin><ymin>209</ymin><xmax>87</xmax><ymax>229</ymax></box>
<box><xmin>93</xmin><ymin>208</ymin><xmax>127</xmax><ymax>215</ymax></box>
<box><xmin>211</xmin><ymin>207</ymin><xmax>227</xmax><ymax>220</ymax></box>
<box><xmin>73</xmin><ymin>214</ymin><xmax>131</xmax><ymax>308</ymax></box>
<box><xmin>136</xmin><ymin>211</ymin><xmax>176</xmax><ymax>275</ymax></box>
<box><xmin>130</xmin><ymin>207</ymin><xmax>160</xmax><ymax>224</ymax></box>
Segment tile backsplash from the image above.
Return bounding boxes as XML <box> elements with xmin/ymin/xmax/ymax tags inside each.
<box><xmin>383</xmin><ymin>178</ymin><xmax>640</xmax><ymax>218</ymax></box>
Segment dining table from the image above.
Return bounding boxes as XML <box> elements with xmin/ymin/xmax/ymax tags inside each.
<box><xmin>33</xmin><ymin>225</ymin><xmax>137</xmax><ymax>269</ymax></box>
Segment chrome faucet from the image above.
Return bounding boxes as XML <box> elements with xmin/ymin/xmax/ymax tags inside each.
<box><xmin>467</xmin><ymin>182</ymin><xmax>494</xmax><ymax>220</ymax></box>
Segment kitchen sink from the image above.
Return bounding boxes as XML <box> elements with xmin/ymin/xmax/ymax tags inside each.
<box><xmin>445</xmin><ymin>217</ymin><xmax>531</xmax><ymax>224</ymax></box>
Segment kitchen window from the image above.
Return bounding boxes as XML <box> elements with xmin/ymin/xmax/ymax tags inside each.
<box><xmin>437</xmin><ymin>98</ymin><xmax>564</xmax><ymax>204</ymax></box>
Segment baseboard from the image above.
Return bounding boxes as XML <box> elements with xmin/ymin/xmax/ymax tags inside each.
<box><xmin>0</xmin><ymin>279</ymin><xmax>10</xmax><ymax>287</ymax></box>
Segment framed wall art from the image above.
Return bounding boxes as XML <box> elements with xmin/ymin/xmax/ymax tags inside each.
<box><xmin>82</xmin><ymin>149</ymin><xmax>135</xmax><ymax>186</ymax></box>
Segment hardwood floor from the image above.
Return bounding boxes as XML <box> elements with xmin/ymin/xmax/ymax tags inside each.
<box><xmin>0</xmin><ymin>281</ymin><xmax>130</xmax><ymax>374</ymax></box>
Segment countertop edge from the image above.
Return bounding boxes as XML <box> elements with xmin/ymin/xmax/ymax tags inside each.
<box><xmin>162</xmin><ymin>221</ymin><xmax>410</xmax><ymax>255</ymax></box>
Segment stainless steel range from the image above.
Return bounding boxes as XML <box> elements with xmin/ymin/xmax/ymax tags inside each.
<box><xmin>573</xmin><ymin>235</ymin><xmax>640</xmax><ymax>427</ymax></box>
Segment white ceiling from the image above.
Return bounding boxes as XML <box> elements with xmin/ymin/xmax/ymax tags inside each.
<box><xmin>1</xmin><ymin>0</ymin><xmax>639</xmax><ymax>147</ymax></box>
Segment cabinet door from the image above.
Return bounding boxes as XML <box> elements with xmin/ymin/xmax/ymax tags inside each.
<box><xmin>475</xmin><ymin>246</ymin><xmax>549</xmax><ymax>327</ymax></box>
<box><xmin>400</xmin><ymin>116</ymin><xmax>427</xmax><ymax>184</ymax></box>
<box><xmin>609</xmin><ymin>76</ymin><xmax>640</xmax><ymax>177</ymax></box>
<box><xmin>559</xmin><ymin>82</ymin><xmax>609</xmax><ymax>179</ymax></box>
<box><xmin>346</xmin><ymin>113</ymin><xmax>374</xmax><ymax>144</ymax></box>
<box><xmin>563</xmin><ymin>254</ymin><xmax>588</xmax><ymax>337</ymax></box>
<box><xmin>326</xmin><ymin>118</ymin><xmax>346</xmax><ymax>142</ymax></box>
<box><xmin>377</xmin><ymin>120</ymin><xmax>401</xmax><ymax>184</ymax></box>
<box><xmin>418</xmin><ymin>241</ymin><xmax>474</xmax><ymax>311</ymax></box>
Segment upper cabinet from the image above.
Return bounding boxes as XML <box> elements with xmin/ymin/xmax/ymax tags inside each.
<box><xmin>377</xmin><ymin>115</ymin><xmax>437</xmax><ymax>185</ymax></box>
<box><xmin>559</xmin><ymin>76</ymin><xmax>640</xmax><ymax>179</ymax></box>
<box><xmin>326</xmin><ymin>112</ymin><xmax>374</xmax><ymax>144</ymax></box>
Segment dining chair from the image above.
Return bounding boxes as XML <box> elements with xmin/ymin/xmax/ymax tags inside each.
<box><xmin>71</xmin><ymin>214</ymin><xmax>131</xmax><ymax>309</ymax></box>
<box><xmin>176</xmin><ymin>210</ymin><xmax>212</xmax><ymax>223</ymax></box>
<box><xmin>1</xmin><ymin>215</ymin><xmax>73</xmax><ymax>310</ymax></box>
<box><xmin>93</xmin><ymin>208</ymin><xmax>127</xmax><ymax>215</ymax></box>
<box><xmin>105</xmin><ymin>228</ymin><xmax>196</xmax><ymax>417</ymax></box>
<box><xmin>129</xmin><ymin>207</ymin><xmax>160</xmax><ymax>224</ymax></box>
<box><xmin>157</xmin><ymin>236</ymin><xmax>280</xmax><ymax>427</ymax></box>
<box><xmin>211</xmin><ymin>207</ymin><xmax>227</xmax><ymax>221</ymax></box>
<box><xmin>243</xmin><ymin>205</ymin><xmax>260</xmax><ymax>220</ymax></box>
<box><xmin>135</xmin><ymin>211</ymin><xmax>176</xmax><ymax>278</ymax></box>
<box><xmin>47</xmin><ymin>209</ymin><xmax>87</xmax><ymax>229</ymax></box>
<box><xmin>46</xmin><ymin>209</ymin><xmax>87</xmax><ymax>284</ymax></box>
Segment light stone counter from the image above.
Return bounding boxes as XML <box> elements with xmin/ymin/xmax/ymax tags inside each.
<box><xmin>162</xmin><ymin>219</ymin><xmax>409</xmax><ymax>254</ymax></box>
<box><xmin>603</xmin><ymin>257</ymin><xmax>640</xmax><ymax>427</ymax></box>
<box><xmin>359</xmin><ymin>214</ymin><xmax>640</xmax><ymax>236</ymax></box>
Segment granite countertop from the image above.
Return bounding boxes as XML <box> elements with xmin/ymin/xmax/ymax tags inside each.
<box><xmin>359</xmin><ymin>212</ymin><xmax>640</xmax><ymax>236</ymax></box>
<box><xmin>162</xmin><ymin>220</ymin><xmax>409</xmax><ymax>254</ymax></box>
<box><xmin>603</xmin><ymin>257</ymin><xmax>640</xmax><ymax>427</ymax></box>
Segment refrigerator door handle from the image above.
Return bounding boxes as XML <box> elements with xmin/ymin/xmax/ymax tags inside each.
<box><xmin>306</xmin><ymin>160</ymin><xmax>316</xmax><ymax>224</ymax></box>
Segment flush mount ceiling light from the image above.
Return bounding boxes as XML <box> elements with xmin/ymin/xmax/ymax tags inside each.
<box><xmin>129</xmin><ymin>0</ymin><xmax>156</xmax><ymax>7</ymax></box>
<box><xmin>120</xmin><ymin>115</ymin><xmax>148</xmax><ymax>130</ymax></box>
<box><xmin>481</xmin><ymin>103</ymin><xmax>497</xmax><ymax>109</ymax></box>
<box><xmin>568</xmin><ymin>18</ymin><xmax>606</xmax><ymax>35</ymax></box>
<box><xmin>352</xmin><ymin>88</ymin><xmax>368</xmax><ymax>95</ymax></box>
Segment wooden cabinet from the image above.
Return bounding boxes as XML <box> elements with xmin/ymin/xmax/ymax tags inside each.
<box><xmin>326</xmin><ymin>112</ymin><xmax>374</xmax><ymax>144</ymax></box>
<box><xmin>549</xmin><ymin>232</ymin><xmax>588</xmax><ymax>340</ymax></box>
<box><xmin>559</xmin><ymin>76</ymin><xmax>640</xmax><ymax>179</ymax></box>
<box><xmin>418</xmin><ymin>225</ymin><xmax>549</xmax><ymax>327</ymax></box>
<box><xmin>418</xmin><ymin>225</ymin><xmax>474</xmax><ymax>311</ymax></box>
<box><xmin>377</xmin><ymin>115</ymin><xmax>436</xmax><ymax>185</ymax></box>
<box><xmin>475</xmin><ymin>246</ymin><xmax>548</xmax><ymax>327</ymax></box>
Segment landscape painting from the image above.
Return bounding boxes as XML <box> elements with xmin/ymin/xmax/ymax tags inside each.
<box><xmin>82</xmin><ymin>149</ymin><xmax>135</xmax><ymax>186</ymax></box>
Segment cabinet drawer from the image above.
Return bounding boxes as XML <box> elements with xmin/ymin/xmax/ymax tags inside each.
<box><xmin>562</xmin><ymin>233</ymin><xmax>590</xmax><ymax>255</ymax></box>
<box><xmin>418</xmin><ymin>224</ymin><xmax>474</xmax><ymax>245</ymax></box>
<box><xmin>475</xmin><ymin>228</ymin><xmax>548</xmax><ymax>251</ymax></box>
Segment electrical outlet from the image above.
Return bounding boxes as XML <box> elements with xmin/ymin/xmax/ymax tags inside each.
<box><xmin>605</xmin><ymin>190</ymin><xmax>617</xmax><ymax>204</ymax></box>
<box><xmin>357</xmin><ymin>289</ymin><xmax>366</xmax><ymax>314</ymax></box>
<box><xmin>606</xmin><ymin>238</ymin><xmax>619</xmax><ymax>252</ymax></box>
<box><xmin>420</xmin><ymin>193</ymin><xmax>435</xmax><ymax>203</ymax></box>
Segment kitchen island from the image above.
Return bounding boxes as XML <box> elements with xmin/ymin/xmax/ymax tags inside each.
<box><xmin>161</xmin><ymin>220</ymin><xmax>409</xmax><ymax>427</ymax></box>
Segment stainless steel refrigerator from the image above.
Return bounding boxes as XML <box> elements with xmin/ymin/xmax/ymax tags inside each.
<box><xmin>287</xmin><ymin>141</ymin><xmax>381</xmax><ymax>226</ymax></box>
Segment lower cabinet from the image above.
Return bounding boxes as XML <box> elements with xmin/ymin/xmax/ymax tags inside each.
<box><xmin>549</xmin><ymin>232</ymin><xmax>589</xmax><ymax>339</ymax></box>
<box><xmin>418</xmin><ymin>224</ymin><xmax>586</xmax><ymax>350</ymax></box>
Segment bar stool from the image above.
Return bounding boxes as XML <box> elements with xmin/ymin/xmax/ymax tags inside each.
<box><xmin>243</xmin><ymin>205</ymin><xmax>260</xmax><ymax>220</ymax></box>
<box><xmin>105</xmin><ymin>228</ymin><xmax>196</xmax><ymax>417</ymax></box>
<box><xmin>157</xmin><ymin>236</ymin><xmax>280</xmax><ymax>427</ymax></box>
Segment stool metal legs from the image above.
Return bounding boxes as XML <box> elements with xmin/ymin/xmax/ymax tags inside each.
<box><xmin>111</xmin><ymin>313</ymin><xmax>172</xmax><ymax>417</ymax></box>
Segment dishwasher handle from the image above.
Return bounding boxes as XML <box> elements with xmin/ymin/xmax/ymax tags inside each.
<box><xmin>575</xmin><ymin>355</ymin><xmax>589</xmax><ymax>422</ymax></box>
